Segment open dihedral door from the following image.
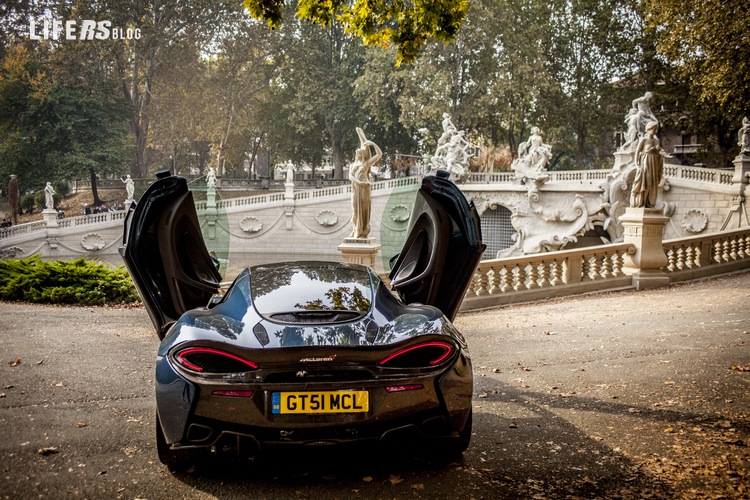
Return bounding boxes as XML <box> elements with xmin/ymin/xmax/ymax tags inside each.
<box><xmin>120</xmin><ymin>170</ymin><xmax>221</xmax><ymax>339</ymax></box>
<box><xmin>389</xmin><ymin>170</ymin><xmax>485</xmax><ymax>322</ymax></box>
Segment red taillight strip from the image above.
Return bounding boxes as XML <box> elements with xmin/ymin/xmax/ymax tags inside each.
<box><xmin>175</xmin><ymin>347</ymin><xmax>258</xmax><ymax>372</ymax></box>
<box><xmin>378</xmin><ymin>341</ymin><xmax>454</xmax><ymax>366</ymax></box>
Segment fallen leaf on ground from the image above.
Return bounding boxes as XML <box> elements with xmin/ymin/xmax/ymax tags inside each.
<box><xmin>730</xmin><ymin>364</ymin><xmax>750</xmax><ymax>372</ymax></box>
<box><xmin>8</xmin><ymin>358</ymin><xmax>21</xmax><ymax>367</ymax></box>
<box><xmin>38</xmin><ymin>447</ymin><xmax>59</xmax><ymax>455</ymax></box>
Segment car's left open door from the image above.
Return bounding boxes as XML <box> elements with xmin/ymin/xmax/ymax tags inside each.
<box><xmin>120</xmin><ymin>171</ymin><xmax>221</xmax><ymax>339</ymax></box>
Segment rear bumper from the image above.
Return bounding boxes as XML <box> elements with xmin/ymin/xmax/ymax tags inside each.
<box><xmin>155</xmin><ymin>353</ymin><xmax>472</xmax><ymax>451</ymax></box>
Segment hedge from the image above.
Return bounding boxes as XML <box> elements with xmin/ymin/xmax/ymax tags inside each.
<box><xmin>0</xmin><ymin>255</ymin><xmax>140</xmax><ymax>305</ymax></box>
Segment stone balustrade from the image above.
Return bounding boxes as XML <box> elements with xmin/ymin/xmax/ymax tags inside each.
<box><xmin>663</xmin><ymin>226</ymin><xmax>750</xmax><ymax>282</ymax></box>
<box><xmin>459</xmin><ymin>226</ymin><xmax>750</xmax><ymax>312</ymax></box>
<box><xmin>461</xmin><ymin>242</ymin><xmax>636</xmax><ymax>310</ymax></box>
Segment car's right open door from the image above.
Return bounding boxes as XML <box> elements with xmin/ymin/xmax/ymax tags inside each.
<box><xmin>389</xmin><ymin>170</ymin><xmax>485</xmax><ymax>322</ymax></box>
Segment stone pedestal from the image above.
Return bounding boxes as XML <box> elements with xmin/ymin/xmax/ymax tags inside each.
<box><xmin>42</xmin><ymin>208</ymin><xmax>58</xmax><ymax>228</ymax></box>
<box><xmin>205</xmin><ymin>188</ymin><xmax>217</xmax><ymax>240</ymax></box>
<box><xmin>621</xmin><ymin>207</ymin><xmax>670</xmax><ymax>290</ymax></box>
<box><xmin>732</xmin><ymin>154</ymin><xmax>750</xmax><ymax>184</ymax></box>
<box><xmin>338</xmin><ymin>237</ymin><xmax>381</xmax><ymax>270</ymax></box>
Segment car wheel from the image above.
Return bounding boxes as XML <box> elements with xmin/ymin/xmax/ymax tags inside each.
<box><xmin>452</xmin><ymin>408</ymin><xmax>473</xmax><ymax>454</ymax></box>
<box><xmin>156</xmin><ymin>414</ymin><xmax>201</xmax><ymax>472</ymax></box>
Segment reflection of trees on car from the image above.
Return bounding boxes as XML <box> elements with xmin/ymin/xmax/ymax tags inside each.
<box><xmin>296</xmin><ymin>287</ymin><xmax>371</xmax><ymax>312</ymax></box>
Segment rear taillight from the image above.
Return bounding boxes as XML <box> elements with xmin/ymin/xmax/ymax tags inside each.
<box><xmin>174</xmin><ymin>347</ymin><xmax>258</xmax><ymax>373</ymax></box>
<box><xmin>378</xmin><ymin>341</ymin><xmax>454</xmax><ymax>368</ymax></box>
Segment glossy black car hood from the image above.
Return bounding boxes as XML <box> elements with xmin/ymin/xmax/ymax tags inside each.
<box><xmin>158</xmin><ymin>265</ymin><xmax>462</xmax><ymax>353</ymax></box>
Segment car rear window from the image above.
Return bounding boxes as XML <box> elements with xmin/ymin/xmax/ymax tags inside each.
<box><xmin>250</xmin><ymin>263</ymin><xmax>373</xmax><ymax>315</ymax></box>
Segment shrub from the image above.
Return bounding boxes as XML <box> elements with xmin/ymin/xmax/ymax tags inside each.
<box><xmin>20</xmin><ymin>193</ymin><xmax>36</xmax><ymax>214</ymax></box>
<box><xmin>0</xmin><ymin>255</ymin><xmax>140</xmax><ymax>305</ymax></box>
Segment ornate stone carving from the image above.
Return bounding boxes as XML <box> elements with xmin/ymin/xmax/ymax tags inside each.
<box><xmin>239</xmin><ymin>216</ymin><xmax>263</xmax><ymax>233</ymax></box>
<box><xmin>682</xmin><ymin>209</ymin><xmax>708</xmax><ymax>233</ymax></box>
<box><xmin>81</xmin><ymin>233</ymin><xmax>106</xmax><ymax>251</ymax></box>
<box><xmin>389</xmin><ymin>204</ymin><xmax>411</xmax><ymax>222</ymax></box>
<box><xmin>315</xmin><ymin>210</ymin><xmax>338</xmax><ymax>227</ymax></box>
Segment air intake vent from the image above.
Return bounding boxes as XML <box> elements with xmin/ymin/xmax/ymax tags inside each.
<box><xmin>268</xmin><ymin>311</ymin><xmax>362</xmax><ymax>324</ymax></box>
<box><xmin>253</xmin><ymin>323</ymin><xmax>270</xmax><ymax>346</ymax></box>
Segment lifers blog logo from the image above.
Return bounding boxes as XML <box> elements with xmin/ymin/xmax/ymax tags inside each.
<box><xmin>29</xmin><ymin>19</ymin><xmax>141</xmax><ymax>41</ymax></box>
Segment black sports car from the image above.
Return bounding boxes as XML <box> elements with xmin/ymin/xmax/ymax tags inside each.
<box><xmin>120</xmin><ymin>169</ymin><xmax>484</xmax><ymax>470</ymax></box>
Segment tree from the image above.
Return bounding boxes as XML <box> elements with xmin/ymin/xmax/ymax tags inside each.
<box><xmin>263</xmin><ymin>11</ymin><xmax>366</xmax><ymax>178</ymax></box>
<box><xmin>243</xmin><ymin>0</ymin><xmax>468</xmax><ymax>64</ymax></box>
<box><xmin>644</xmin><ymin>0</ymin><xmax>749</xmax><ymax>120</ymax></box>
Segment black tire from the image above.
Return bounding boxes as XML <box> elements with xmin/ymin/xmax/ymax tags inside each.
<box><xmin>156</xmin><ymin>414</ymin><xmax>202</xmax><ymax>472</ymax></box>
<box><xmin>452</xmin><ymin>408</ymin><xmax>473</xmax><ymax>454</ymax></box>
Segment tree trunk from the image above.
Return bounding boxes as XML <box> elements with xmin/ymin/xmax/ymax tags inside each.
<box><xmin>89</xmin><ymin>168</ymin><xmax>102</xmax><ymax>207</ymax></box>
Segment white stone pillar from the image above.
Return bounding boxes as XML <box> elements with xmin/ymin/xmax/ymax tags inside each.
<box><xmin>621</xmin><ymin>207</ymin><xmax>670</xmax><ymax>290</ymax></box>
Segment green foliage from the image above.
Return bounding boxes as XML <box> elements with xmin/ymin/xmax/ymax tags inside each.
<box><xmin>19</xmin><ymin>194</ymin><xmax>35</xmax><ymax>214</ymax></box>
<box><xmin>243</xmin><ymin>0</ymin><xmax>468</xmax><ymax>64</ymax></box>
<box><xmin>644</xmin><ymin>0</ymin><xmax>749</xmax><ymax>119</ymax></box>
<box><xmin>0</xmin><ymin>255</ymin><xmax>140</xmax><ymax>306</ymax></box>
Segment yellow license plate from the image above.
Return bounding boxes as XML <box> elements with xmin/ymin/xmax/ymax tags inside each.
<box><xmin>272</xmin><ymin>390</ymin><xmax>369</xmax><ymax>414</ymax></box>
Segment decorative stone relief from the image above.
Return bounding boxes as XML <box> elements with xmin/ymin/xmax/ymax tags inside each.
<box><xmin>315</xmin><ymin>210</ymin><xmax>338</xmax><ymax>227</ymax></box>
<box><xmin>389</xmin><ymin>205</ymin><xmax>411</xmax><ymax>223</ymax></box>
<box><xmin>682</xmin><ymin>209</ymin><xmax>708</xmax><ymax>233</ymax></box>
<box><xmin>81</xmin><ymin>233</ymin><xmax>106</xmax><ymax>251</ymax></box>
<box><xmin>239</xmin><ymin>216</ymin><xmax>263</xmax><ymax>233</ymax></box>
<box><xmin>0</xmin><ymin>246</ymin><xmax>24</xmax><ymax>259</ymax></box>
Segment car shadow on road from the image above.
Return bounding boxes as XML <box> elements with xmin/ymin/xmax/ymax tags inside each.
<box><xmin>167</xmin><ymin>389</ymin><xmax>682</xmax><ymax>498</ymax></box>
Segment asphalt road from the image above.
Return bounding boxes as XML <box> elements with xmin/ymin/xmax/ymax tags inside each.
<box><xmin>1</xmin><ymin>271</ymin><xmax>749</xmax><ymax>499</ymax></box>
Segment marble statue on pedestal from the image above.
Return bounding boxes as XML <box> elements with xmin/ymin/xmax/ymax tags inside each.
<box><xmin>349</xmin><ymin>127</ymin><xmax>382</xmax><ymax>239</ymax></box>
<box><xmin>630</xmin><ymin>121</ymin><xmax>665</xmax><ymax>208</ymax></box>
<box><xmin>206</xmin><ymin>168</ymin><xmax>217</xmax><ymax>189</ymax></box>
<box><xmin>429</xmin><ymin>112</ymin><xmax>470</xmax><ymax>179</ymax></box>
<box><xmin>122</xmin><ymin>175</ymin><xmax>135</xmax><ymax>200</ymax></box>
<box><xmin>619</xmin><ymin>92</ymin><xmax>658</xmax><ymax>153</ymax></box>
<box><xmin>512</xmin><ymin>126</ymin><xmax>552</xmax><ymax>185</ymax></box>
<box><xmin>738</xmin><ymin>117</ymin><xmax>750</xmax><ymax>154</ymax></box>
<box><xmin>44</xmin><ymin>182</ymin><xmax>55</xmax><ymax>210</ymax></box>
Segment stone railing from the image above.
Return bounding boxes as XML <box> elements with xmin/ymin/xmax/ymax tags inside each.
<box><xmin>662</xmin><ymin>164</ymin><xmax>735</xmax><ymax>186</ymax></box>
<box><xmin>663</xmin><ymin>226</ymin><xmax>750</xmax><ymax>282</ymax></box>
<box><xmin>0</xmin><ymin>210</ymin><xmax>128</xmax><ymax>240</ymax></box>
<box><xmin>0</xmin><ymin>220</ymin><xmax>47</xmax><ymax>239</ymax></box>
<box><xmin>460</xmin><ymin>226</ymin><xmax>750</xmax><ymax>311</ymax></box>
<box><xmin>461</xmin><ymin>242</ymin><xmax>636</xmax><ymax>310</ymax></box>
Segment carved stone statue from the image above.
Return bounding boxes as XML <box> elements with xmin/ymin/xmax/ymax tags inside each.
<box><xmin>630</xmin><ymin>121</ymin><xmax>664</xmax><ymax>208</ymax></box>
<box><xmin>122</xmin><ymin>175</ymin><xmax>135</xmax><ymax>200</ymax></box>
<box><xmin>436</xmin><ymin>112</ymin><xmax>458</xmax><ymax>149</ymax></box>
<box><xmin>512</xmin><ymin>126</ymin><xmax>552</xmax><ymax>184</ymax></box>
<box><xmin>349</xmin><ymin>127</ymin><xmax>382</xmax><ymax>239</ymax></box>
<box><xmin>619</xmin><ymin>107</ymin><xmax>640</xmax><ymax>151</ymax></box>
<box><xmin>206</xmin><ymin>168</ymin><xmax>217</xmax><ymax>189</ymax></box>
<box><xmin>44</xmin><ymin>182</ymin><xmax>55</xmax><ymax>210</ymax></box>
<box><xmin>285</xmin><ymin>160</ymin><xmax>295</xmax><ymax>184</ymax></box>
<box><xmin>632</xmin><ymin>91</ymin><xmax>658</xmax><ymax>138</ymax></box>
<box><xmin>434</xmin><ymin>131</ymin><xmax>469</xmax><ymax>177</ymax></box>
<box><xmin>738</xmin><ymin>117</ymin><xmax>750</xmax><ymax>154</ymax></box>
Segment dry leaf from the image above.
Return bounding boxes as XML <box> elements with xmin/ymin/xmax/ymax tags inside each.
<box><xmin>76</xmin><ymin>422</ymin><xmax>87</xmax><ymax>428</ymax></box>
<box><xmin>38</xmin><ymin>447</ymin><xmax>59</xmax><ymax>455</ymax></box>
<box><xmin>8</xmin><ymin>358</ymin><xmax>21</xmax><ymax>367</ymax></box>
<box><xmin>362</xmin><ymin>476</ymin><xmax>373</xmax><ymax>482</ymax></box>
<box><xmin>730</xmin><ymin>364</ymin><xmax>750</xmax><ymax>372</ymax></box>
<box><xmin>411</xmin><ymin>484</ymin><xmax>425</xmax><ymax>490</ymax></box>
<box><xmin>388</xmin><ymin>475</ymin><xmax>403</xmax><ymax>485</ymax></box>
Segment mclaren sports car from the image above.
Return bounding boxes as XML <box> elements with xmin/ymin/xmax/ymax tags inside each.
<box><xmin>120</xmin><ymin>169</ymin><xmax>484</xmax><ymax>470</ymax></box>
